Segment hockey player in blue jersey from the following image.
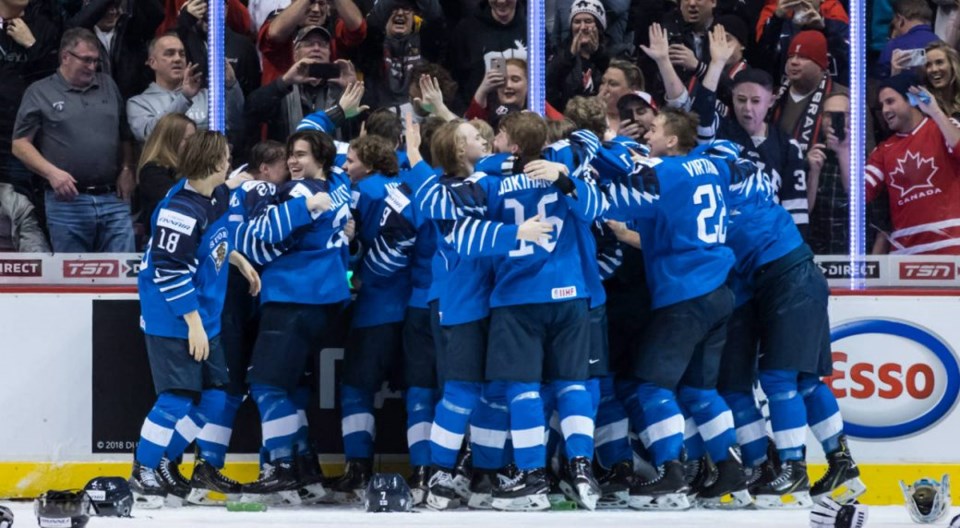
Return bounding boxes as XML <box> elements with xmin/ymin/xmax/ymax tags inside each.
<box><xmin>132</xmin><ymin>131</ymin><xmax>260</xmax><ymax>509</ymax></box>
<box><xmin>598</xmin><ymin>109</ymin><xmax>749</xmax><ymax>511</ymax></box>
<box><xmin>697</xmin><ymin>141</ymin><xmax>865</xmax><ymax>509</ymax></box>
<box><xmin>241</xmin><ymin>130</ymin><xmax>354</xmax><ymax>504</ymax></box>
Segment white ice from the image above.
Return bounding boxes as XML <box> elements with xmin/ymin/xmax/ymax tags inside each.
<box><xmin>3</xmin><ymin>501</ymin><xmax>948</xmax><ymax>528</ymax></box>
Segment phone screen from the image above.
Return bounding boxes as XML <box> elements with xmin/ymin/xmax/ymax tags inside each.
<box><xmin>308</xmin><ymin>63</ymin><xmax>340</xmax><ymax>80</ymax></box>
<box><xmin>830</xmin><ymin>112</ymin><xmax>846</xmax><ymax>143</ymax></box>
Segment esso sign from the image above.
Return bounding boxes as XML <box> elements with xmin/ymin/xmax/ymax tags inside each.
<box><xmin>826</xmin><ymin>320</ymin><xmax>960</xmax><ymax>439</ymax></box>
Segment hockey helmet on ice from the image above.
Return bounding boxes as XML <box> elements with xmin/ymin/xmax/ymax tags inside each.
<box><xmin>34</xmin><ymin>489</ymin><xmax>91</xmax><ymax>528</ymax></box>
<box><xmin>0</xmin><ymin>505</ymin><xmax>12</xmax><ymax>528</ymax></box>
<box><xmin>84</xmin><ymin>476</ymin><xmax>133</xmax><ymax>517</ymax></box>
<box><xmin>364</xmin><ymin>473</ymin><xmax>413</xmax><ymax>512</ymax></box>
<box><xmin>901</xmin><ymin>474</ymin><xmax>950</xmax><ymax>523</ymax></box>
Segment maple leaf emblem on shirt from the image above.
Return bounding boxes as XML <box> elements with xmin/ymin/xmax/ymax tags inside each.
<box><xmin>889</xmin><ymin>150</ymin><xmax>938</xmax><ymax>197</ymax></box>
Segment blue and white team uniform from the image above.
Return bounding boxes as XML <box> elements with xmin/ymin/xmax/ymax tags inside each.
<box><xmin>698</xmin><ymin>142</ymin><xmax>865</xmax><ymax>508</ymax></box>
<box><xmin>134</xmin><ymin>180</ymin><xmax>235</xmax><ymax>507</ymax></box>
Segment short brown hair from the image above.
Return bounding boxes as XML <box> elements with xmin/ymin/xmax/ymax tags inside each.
<box><xmin>249</xmin><ymin>140</ymin><xmax>287</xmax><ymax>173</ymax></box>
<box><xmin>364</xmin><ymin>108</ymin><xmax>404</xmax><ymax>145</ymax></box>
<box><xmin>546</xmin><ymin>118</ymin><xmax>576</xmax><ymax>143</ymax></box>
<box><xmin>431</xmin><ymin>119</ymin><xmax>470</xmax><ymax>176</ymax></box>
<box><xmin>608</xmin><ymin>59</ymin><xmax>645</xmax><ymax>91</ymax></box>
<box><xmin>350</xmin><ymin>135</ymin><xmax>399</xmax><ymax>176</ymax></box>
<box><xmin>179</xmin><ymin>131</ymin><xmax>229</xmax><ymax>180</ymax></box>
<box><xmin>563</xmin><ymin>96</ymin><xmax>607</xmax><ymax>137</ymax></box>
<box><xmin>60</xmin><ymin>27</ymin><xmax>99</xmax><ymax>55</ymax></box>
<box><xmin>286</xmin><ymin>130</ymin><xmax>337</xmax><ymax>175</ymax></box>
<box><xmin>659</xmin><ymin>107</ymin><xmax>699</xmax><ymax>154</ymax></box>
<box><xmin>893</xmin><ymin>0</ymin><xmax>933</xmax><ymax>23</ymax></box>
<box><xmin>498</xmin><ymin>112</ymin><xmax>546</xmax><ymax>161</ymax></box>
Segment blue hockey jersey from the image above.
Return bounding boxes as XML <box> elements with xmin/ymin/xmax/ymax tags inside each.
<box><xmin>139</xmin><ymin>180</ymin><xmax>234</xmax><ymax>338</ymax></box>
<box><xmin>230</xmin><ymin>179</ymin><xmax>316</xmax><ymax>266</ymax></box>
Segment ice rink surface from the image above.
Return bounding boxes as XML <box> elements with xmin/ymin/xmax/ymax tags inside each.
<box><xmin>2</xmin><ymin>501</ymin><xmax>945</xmax><ymax>527</ymax></box>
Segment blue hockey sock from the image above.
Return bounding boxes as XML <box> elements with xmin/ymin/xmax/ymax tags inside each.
<box><xmin>678</xmin><ymin>385</ymin><xmax>735</xmax><ymax>463</ymax></box>
<box><xmin>586</xmin><ymin>377</ymin><xmax>601</xmax><ymax>417</ymax></box>
<box><xmin>250</xmin><ymin>383</ymin><xmax>299</xmax><ymax>462</ymax></box>
<box><xmin>799</xmin><ymin>374</ymin><xmax>844</xmax><ymax>454</ymax></box>
<box><xmin>406</xmin><ymin>386</ymin><xmax>437</xmax><ymax>467</ymax></box>
<box><xmin>431</xmin><ymin>381</ymin><xmax>480</xmax><ymax>469</ymax></box>
<box><xmin>506</xmin><ymin>382</ymin><xmax>546</xmax><ymax>470</ymax></box>
<box><xmin>721</xmin><ymin>390</ymin><xmax>768</xmax><ymax>467</ymax></box>
<box><xmin>759</xmin><ymin>370</ymin><xmax>806</xmax><ymax>462</ymax></box>
<box><xmin>681</xmin><ymin>409</ymin><xmax>707</xmax><ymax>461</ymax></box>
<box><xmin>195</xmin><ymin>390</ymin><xmax>243</xmax><ymax>468</ymax></box>
<box><xmin>594</xmin><ymin>377</ymin><xmax>631</xmax><ymax>469</ymax></box>
<box><xmin>635</xmin><ymin>382</ymin><xmax>684</xmax><ymax>466</ymax></box>
<box><xmin>340</xmin><ymin>384</ymin><xmax>375</xmax><ymax>460</ymax></box>
<box><xmin>165</xmin><ymin>404</ymin><xmax>209</xmax><ymax>462</ymax></box>
<box><xmin>290</xmin><ymin>385</ymin><xmax>311</xmax><ymax>457</ymax></box>
<box><xmin>551</xmin><ymin>380</ymin><xmax>595</xmax><ymax>461</ymax></box>
<box><xmin>471</xmin><ymin>381</ymin><xmax>510</xmax><ymax>470</ymax></box>
<box><xmin>136</xmin><ymin>392</ymin><xmax>193</xmax><ymax>469</ymax></box>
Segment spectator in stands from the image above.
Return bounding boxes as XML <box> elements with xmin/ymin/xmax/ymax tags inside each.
<box><xmin>358</xmin><ymin>0</ymin><xmax>447</xmax><ymax>109</ymax></box>
<box><xmin>408</xmin><ymin>63</ymin><xmax>461</xmax><ymax>121</ymax></box>
<box><xmin>551</xmin><ymin>0</ymin><xmax>634</xmax><ymax>58</ymax></box>
<box><xmin>658</xmin><ymin>0</ymin><xmax>718</xmax><ymax>87</ymax></box>
<box><xmin>546</xmin><ymin>0</ymin><xmax>610</xmax><ymax>112</ymax></box>
<box><xmin>448</xmin><ymin>0</ymin><xmax>527</xmax><ymax>104</ymax></box>
<box><xmin>920</xmin><ymin>41</ymin><xmax>960</xmax><ymax>119</ymax></box>
<box><xmin>0</xmin><ymin>0</ymin><xmax>60</xmax><ymax>201</ymax></box>
<box><xmin>465</xmin><ymin>57</ymin><xmax>529</xmax><ymax>127</ymax></box>
<box><xmin>245</xmin><ymin>26</ymin><xmax>364</xmax><ymax>142</ymax></box>
<box><xmin>615</xmin><ymin>90</ymin><xmax>658</xmax><ymax>142</ymax></box>
<box><xmin>12</xmin><ymin>28</ymin><xmax>135</xmax><ymax>253</ymax></box>
<box><xmin>249</xmin><ymin>0</ymin><xmax>290</xmax><ymax>32</ymax></box>
<box><xmin>773</xmin><ymin>30</ymin><xmax>848</xmax><ymax>156</ymax></box>
<box><xmin>136</xmin><ymin>112</ymin><xmax>196</xmax><ymax>235</ymax></box>
<box><xmin>66</xmin><ymin>0</ymin><xmax>164</xmax><ymax>99</ymax></box>
<box><xmin>866</xmin><ymin>73</ymin><xmax>960</xmax><ymax>254</ymax></box>
<box><xmin>156</xmin><ymin>0</ymin><xmax>251</xmax><ymax>37</ymax></box>
<box><xmin>258</xmin><ymin>0</ymin><xmax>366</xmax><ymax>86</ymax></box>
<box><xmin>128</xmin><ymin>35</ymin><xmax>244</xmax><ymax>144</ymax></box>
<box><xmin>598</xmin><ymin>58</ymin><xmax>644</xmax><ymax>132</ymax></box>
<box><xmin>0</xmin><ymin>182</ymin><xmax>50</xmax><ymax>252</ymax></box>
<box><xmin>177</xmin><ymin>0</ymin><xmax>261</xmax><ymax>97</ymax></box>
<box><xmin>756</xmin><ymin>0</ymin><xmax>849</xmax><ymax>84</ymax></box>
<box><xmin>881</xmin><ymin>0</ymin><xmax>940</xmax><ymax>79</ymax></box>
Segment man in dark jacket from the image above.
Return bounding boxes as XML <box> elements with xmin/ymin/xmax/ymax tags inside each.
<box><xmin>546</xmin><ymin>0</ymin><xmax>611</xmax><ymax>111</ymax></box>
<box><xmin>447</xmin><ymin>0</ymin><xmax>527</xmax><ymax>105</ymax></box>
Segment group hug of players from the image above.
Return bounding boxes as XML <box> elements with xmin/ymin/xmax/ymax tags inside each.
<box><xmin>129</xmin><ymin>89</ymin><xmax>868</xmax><ymax>513</ymax></box>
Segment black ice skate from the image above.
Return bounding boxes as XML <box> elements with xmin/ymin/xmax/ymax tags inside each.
<box><xmin>296</xmin><ymin>452</ymin><xmax>329</xmax><ymax>504</ymax></box>
<box><xmin>240</xmin><ymin>460</ymin><xmax>301</xmax><ymax>506</ymax></box>
<box><xmin>684</xmin><ymin>456</ymin><xmax>717</xmax><ymax>500</ymax></box>
<box><xmin>752</xmin><ymin>459</ymin><xmax>814</xmax><ymax>509</ymax></box>
<box><xmin>491</xmin><ymin>467</ymin><xmax>551</xmax><ymax>511</ymax></box>
<box><xmin>426</xmin><ymin>467</ymin><xmax>462</xmax><ymax>510</ymax></box>
<box><xmin>627</xmin><ymin>460</ymin><xmax>692</xmax><ymax>510</ymax></box>
<box><xmin>157</xmin><ymin>457</ymin><xmax>190</xmax><ymax>507</ymax></box>
<box><xmin>407</xmin><ymin>465</ymin><xmax>431</xmax><ymax>506</ymax></box>
<box><xmin>467</xmin><ymin>468</ymin><xmax>504</xmax><ymax>509</ymax></box>
<box><xmin>811</xmin><ymin>436</ymin><xmax>867</xmax><ymax>504</ymax></box>
<box><xmin>558</xmin><ymin>457</ymin><xmax>601</xmax><ymax>510</ymax></box>
<box><xmin>596</xmin><ymin>460</ymin><xmax>635</xmax><ymax>509</ymax></box>
<box><xmin>129</xmin><ymin>460</ymin><xmax>167</xmax><ymax>510</ymax></box>
<box><xmin>746</xmin><ymin>457</ymin><xmax>779</xmax><ymax>490</ymax></box>
<box><xmin>696</xmin><ymin>455</ymin><xmax>752</xmax><ymax>509</ymax></box>
<box><xmin>187</xmin><ymin>457</ymin><xmax>242</xmax><ymax>505</ymax></box>
<box><xmin>452</xmin><ymin>444</ymin><xmax>474</xmax><ymax>500</ymax></box>
<box><xmin>330</xmin><ymin>458</ymin><xmax>372</xmax><ymax>504</ymax></box>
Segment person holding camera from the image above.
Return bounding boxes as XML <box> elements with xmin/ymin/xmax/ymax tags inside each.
<box><xmin>881</xmin><ymin>0</ymin><xmax>940</xmax><ymax>79</ymax></box>
<box><xmin>546</xmin><ymin>0</ymin><xmax>610</xmax><ymax>112</ymax></box>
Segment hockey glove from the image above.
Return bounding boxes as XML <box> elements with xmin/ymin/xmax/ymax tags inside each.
<box><xmin>810</xmin><ymin>497</ymin><xmax>868</xmax><ymax>528</ymax></box>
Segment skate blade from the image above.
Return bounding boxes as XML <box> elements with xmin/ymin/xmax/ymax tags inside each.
<box><xmin>298</xmin><ymin>482</ymin><xmax>328</xmax><ymax>505</ymax></box>
<box><xmin>132</xmin><ymin>493</ymin><xmax>165</xmax><ymax>510</ymax></box>
<box><xmin>491</xmin><ymin>493</ymin><xmax>551</xmax><ymax>511</ymax></box>
<box><xmin>814</xmin><ymin>477</ymin><xmax>867</xmax><ymax>505</ymax></box>
<box><xmin>332</xmin><ymin>489</ymin><xmax>365</xmax><ymax>504</ymax></box>
<box><xmin>597</xmin><ymin>490</ymin><xmax>630</xmax><ymax>509</ymax></box>
<box><xmin>426</xmin><ymin>492</ymin><xmax>461</xmax><ymax>511</ymax></box>
<box><xmin>628</xmin><ymin>492</ymin><xmax>692</xmax><ymax>511</ymax></box>
<box><xmin>699</xmin><ymin>489</ymin><xmax>753</xmax><ymax>510</ymax></box>
<box><xmin>467</xmin><ymin>492</ymin><xmax>493</xmax><ymax>510</ymax></box>
<box><xmin>186</xmin><ymin>488</ymin><xmax>239</xmax><ymax>506</ymax></box>
<box><xmin>754</xmin><ymin>491</ymin><xmax>813</xmax><ymax>509</ymax></box>
<box><xmin>451</xmin><ymin>475</ymin><xmax>472</xmax><ymax>500</ymax></box>
<box><xmin>240</xmin><ymin>490</ymin><xmax>302</xmax><ymax>507</ymax></box>
<box><xmin>558</xmin><ymin>480</ymin><xmax>599</xmax><ymax>511</ymax></box>
<box><xmin>164</xmin><ymin>494</ymin><xmax>185</xmax><ymax>508</ymax></box>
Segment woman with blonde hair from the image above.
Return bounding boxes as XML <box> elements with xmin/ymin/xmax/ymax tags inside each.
<box><xmin>137</xmin><ymin>113</ymin><xmax>197</xmax><ymax>232</ymax></box>
<box><xmin>921</xmin><ymin>41</ymin><xmax>960</xmax><ymax>119</ymax></box>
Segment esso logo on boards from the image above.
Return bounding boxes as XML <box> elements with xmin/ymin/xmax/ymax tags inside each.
<box><xmin>826</xmin><ymin>319</ymin><xmax>960</xmax><ymax>439</ymax></box>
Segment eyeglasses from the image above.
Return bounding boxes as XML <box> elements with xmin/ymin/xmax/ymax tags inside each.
<box><xmin>68</xmin><ymin>50</ymin><xmax>101</xmax><ymax>66</ymax></box>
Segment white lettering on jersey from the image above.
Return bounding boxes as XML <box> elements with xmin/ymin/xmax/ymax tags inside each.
<box><xmin>156</xmin><ymin>209</ymin><xmax>197</xmax><ymax>236</ymax></box>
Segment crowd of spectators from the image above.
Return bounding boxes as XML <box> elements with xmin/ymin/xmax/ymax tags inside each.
<box><xmin>0</xmin><ymin>0</ymin><xmax>958</xmax><ymax>255</ymax></box>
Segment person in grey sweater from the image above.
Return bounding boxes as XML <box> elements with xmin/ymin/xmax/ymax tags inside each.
<box><xmin>0</xmin><ymin>182</ymin><xmax>49</xmax><ymax>253</ymax></box>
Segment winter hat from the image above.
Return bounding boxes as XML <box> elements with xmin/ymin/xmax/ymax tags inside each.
<box><xmin>716</xmin><ymin>14</ymin><xmax>749</xmax><ymax>47</ymax></box>
<box><xmin>787</xmin><ymin>30</ymin><xmax>829</xmax><ymax>71</ymax></box>
<box><xmin>878</xmin><ymin>72</ymin><xmax>920</xmax><ymax>101</ymax></box>
<box><xmin>570</xmin><ymin>0</ymin><xmax>607</xmax><ymax>31</ymax></box>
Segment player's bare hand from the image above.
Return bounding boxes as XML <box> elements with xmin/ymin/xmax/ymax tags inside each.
<box><xmin>186</xmin><ymin>314</ymin><xmax>209</xmax><ymax>362</ymax></box>
<box><xmin>230</xmin><ymin>251</ymin><xmax>261</xmax><ymax>296</ymax></box>
<box><xmin>524</xmin><ymin>160</ymin><xmax>568</xmax><ymax>182</ymax></box>
<box><xmin>338</xmin><ymin>81</ymin><xmax>369</xmax><ymax>118</ymax></box>
<box><xmin>344</xmin><ymin>217</ymin><xmax>356</xmax><ymax>241</ymax></box>
<box><xmin>307</xmin><ymin>191</ymin><xmax>333</xmax><ymax>213</ymax></box>
<box><xmin>517</xmin><ymin>214</ymin><xmax>554</xmax><ymax>242</ymax></box>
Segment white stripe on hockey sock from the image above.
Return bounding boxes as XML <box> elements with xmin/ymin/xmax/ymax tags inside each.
<box><xmin>297</xmin><ymin>409</ymin><xmax>308</xmax><ymax>427</ymax></box>
<box><xmin>430</xmin><ymin>423</ymin><xmax>464</xmax><ymax>451</ymax></box>
<box><xmin>512</xmin><ymin>426</ymin><xmax>546</xmax><ymax>449</ymax></box>
<box><xmin>262</xmin><ymin>414</ymin><xmax>300</xmax><ymax>442</ymax></box>
<box><xmin>642</xmin><ymin>415</ymin><xmax>685</xmax><ymax>447</ymax></box>
<box><xmin>595</xmin><ymin>418</ymin><xmax>629</xmax><ymax>447</ymax></box>
<box><xmin>736</xmin><ymin>418</ymin><xmax>768</xmax><ymax>446</ymax></box>
<box><xmin>684</xmin><ymin>417</ymin><xmax>699</xmax><ymax>440</ymax></box>
<box><xmin>469</xmin><ymin>425</ymin><xmax>507</xmax><ymax>449</ymax></box>
<box><xmin>341</xmin><ymin>413</ymin><xmax>375</xmax><ymax>437</ymax></box>
<box><xmin>810</xmin><ymin>412</ymin><xmax>844</xmax><ymax>443</ymax></box>
<box><xmin>560</xmin><ymin>415</ymin><xmax>594</xmax><ymax>440</ymax></box>
<box><xmin>197</xmin><ymin>423</ymin><xmax>232</xmax><ymax>446</ymax></box>
<box><xmin>773</xmin><ymin>425</ymin><xmax>807</xmax><ymax>450</ymax></box>
<box><xmin>174</xmin><ymin>414</ymin><xmax>202</xmax><ymax>442</ymax></box>
<box><xmin>699</xmin><ymin>410</ymin><xmax>735</xmax><ymax>442</ymax></box>
<box><xmin>407</xmin><ymin>421</ymin><xmax>432</xmax><ymax>447</ymax></box>
<box><xmin>141</xmin><ymin>418</ymin><xmax>174</xmax><ymax>447</ymax></box>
